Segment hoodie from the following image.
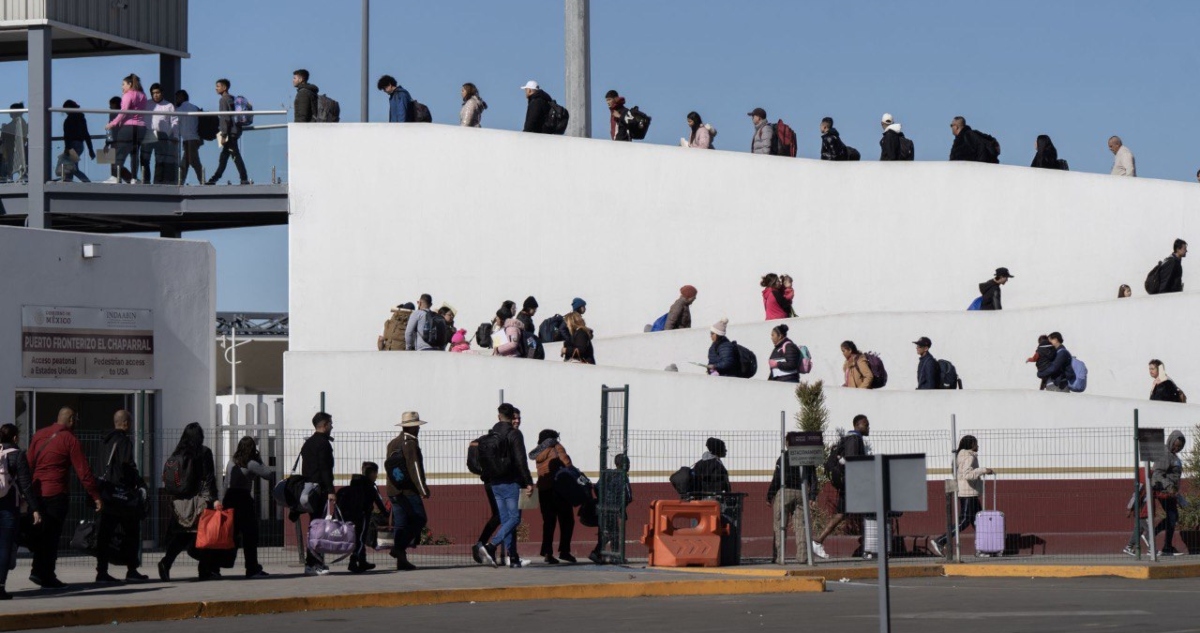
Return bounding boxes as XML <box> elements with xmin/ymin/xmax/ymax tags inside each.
<box><xmin>1152</xmin><ymin>431</ymin><xmax>1186</xmax><ymax>493</ymax></box>
<box><xmin>530</xmin><ymin>438</ymin><xmax>572</xmax><ymax>490</ymax></box>
<box><xmin>488</xmin><ymin>420</ymin><xmax>533</xmax><ymax>487</ymax></box>
<box><xmin>691</xmin><ymin>451</ymin><xmax>731</xmax><ymax>495</ymax></box>
<box><xmin>523</xmin><ymin>89</ymin><xmax>554</xmax><ymax>133</ymax></box>
<box><xmin>979</xmin><ymin>279</ymin><xmax>1003</xmax><ymax>310</ymax></box>
<box><xmin>294</xmin><ymin>82</ymin><xmax>319</xmax><ymax>123</ymax></box>
<box><xmin>820</xmin><ymin>127</ymin><xmax>847</xmax><ymax>161</ymax></box>
<box><xmin>880</xmin><ymin>123</ymin><xmax>904</xmax><ymax>161</ymax></box>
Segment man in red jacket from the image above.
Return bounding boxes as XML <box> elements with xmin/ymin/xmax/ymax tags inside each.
<box><xmin>27</xmin><ymin>407</ymin><xmax>102</xmax><ymax>588</ymax></box>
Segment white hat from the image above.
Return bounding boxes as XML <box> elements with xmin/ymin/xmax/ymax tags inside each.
<box><xmin>520</xmin><ymin>81</ymin><xmax>540</xmax><ymax>91</ymax></box>
<box><xmin>881</xmin><ymin>113</ymin><xmax>894</xmax><ymax>125</ymax></box>
<box><xmin>710</xmin><ymin>318</ymin><xmax>728</xmax><ymax>337</ymax></box>
<box><xmin>397</xmin><ymin>411</ymin><xmax>429</xmax><ymax>427</ymax></box>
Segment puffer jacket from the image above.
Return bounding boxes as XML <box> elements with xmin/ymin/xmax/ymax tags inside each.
<box><xmin>843</xmin><ymin>353</ymin><xmax>874</xmax><ymax>388</ymax></box>
<box><xmin>531</xmin><ymin>439</ymin><xmax>572</xmax><ymax>491</ymax></box>
<box><xmin>1152</xmin><ymin>430</ymin><xmax>1186</xmax><ymax>494</ymax></box>
<box><xmin>688</xmin><ymin>124</ymin><xmax>715</xmax><ymax>149</ymax></box>
<box><xmin>955</xmin><ymin>450</ymin><xmax>988</xmax><ymax>498</ymax></box>
<box><xmin>751</xmin><ymin>120</ymin><xmax>773</xmax><ymax>155</ymax></box>
<box><xmin>880</xmin><ymin>125</ymin><xmax>903</xmax><ymax>161</ymax></box>
<box><xmin>665</xmin><ymin>296</ymin><xmax>691</xmax><ymax>330</ymax></box>
<box><xmin>708</xmin><ymin>336</ymin><xmax>737</xmax><ymax>376</ymax></box>
<box><xmin>294</xmin><ymin>82</ymin><xmax>319</xmax><ymax>123</ymax></box>
<box><xmin>820</xmin><ymin>128</ymin><xmax>847</xmax><ymax>161</ymax></box>
<box><xmin>523</xmin><ymin>89</ymin><xmax>553</xmax><ymax>133</ymax></box>
<box><xmin>460</xmin><ymin>95</ymin><xmax>486</xmax><ymax>127</ymax></box>
<box><xmin>768</xmin><ymin>339</ymin><xmax>801</xmax><ymax>381</ymax></box>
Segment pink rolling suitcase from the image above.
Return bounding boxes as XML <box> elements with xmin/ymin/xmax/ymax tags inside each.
<box><xmin>975</xmin><ymin>475</ymin><xmax>1005</xmax><ymax>556</ymax></box>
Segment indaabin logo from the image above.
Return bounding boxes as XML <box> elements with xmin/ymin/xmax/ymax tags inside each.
<box><xmin>34</xmin><ymin>310</ymin><xmax>46</xmax><ymax>326</ymax></box>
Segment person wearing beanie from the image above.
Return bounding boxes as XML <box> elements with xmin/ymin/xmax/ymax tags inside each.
<box><xmin>691</xmin><ymin>437</ymin><xmax>730</xmax><ymax>495</ymax></box>
<box><xmin>450</xmin><ymin>329</ymin><xmax>471</xmax><ymax>353</ymax></box>
<box><xmin>558</xmin><ymin>298</ymin><xmax>589</xmax><ymax>343</ymax></box>
<box><xmin>604</xmin><ymin>90</ymin><xmax>630</xmax><ymax>142</ymax></box>
<box><xmin>571</xmin><ymin>298</ymin><xmax>587</xmax><ymax>314</ymax></box>
<box><xmin>707</xmin><ymin>319</ymin><xmax>737</xmax><ymax>377</ymax></box>
<box><xmin>879</xmin><ymin>113</ymin><xmax>909</xmax><ymax>161</ymax></box>
<box><xmin>767</xmin><ymin>324</ymin><xmax>801</xmax><ymax>383</ymax></box>
<box><xmin>666</xmin><ymin>285</ymin><xmax>698</xmax><ymax>330</ymax></box>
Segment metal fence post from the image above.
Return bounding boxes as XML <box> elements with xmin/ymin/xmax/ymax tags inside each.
<box><xmin>778</xmin><ymin>411</ymin><xmax>786</xmax><ymax>565</ymax></box>
<box><xmin>1134</xmin><ymin>409</ymin><xmax>1143</xmax><ymax>561</ymax></box>
<box><xmin>951</xmin><ymin>414</ymin><xmax>960</xmax><ymax>563</ymax></box>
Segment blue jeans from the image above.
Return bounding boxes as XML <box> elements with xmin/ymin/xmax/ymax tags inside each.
<box><xmin>390</xmin><ymin>494</ymin><xmax>427</xmax><ymax>552</ymax></box>
<box><xmin>489</xmin><ymin>483</ymin><xmax>522</xmax><ymax>553</ymax></box>
<box><xmin>0</xmin><ymin>497</ymin><xmax>17</xmax><ymax>586</ymax></box>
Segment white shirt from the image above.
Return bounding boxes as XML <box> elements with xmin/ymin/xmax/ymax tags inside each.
<box><xmin>150</xmin><ymin>100</ymin><xmax>178</xmax><ymax>138</ymax></box>
<box><xmin>175</xmin><ymin>102</ymin><xmax>200</xmax><ymax>141</ymax></box>
<box><xmin>1111</xmin><ymin>145</ymin><xmax>1136</xmax><ymax>177</ymax></box>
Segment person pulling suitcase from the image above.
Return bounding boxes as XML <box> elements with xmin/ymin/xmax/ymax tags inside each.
<box><xmin>929</xmin><ymin>435</ymin><xmax>994</xmax><ymax>556</ymax></box>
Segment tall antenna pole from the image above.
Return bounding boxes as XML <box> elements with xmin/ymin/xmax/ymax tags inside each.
<box><xmin>564</xmin><ymin>0</ymin><xmax>592</xmax><ymax>138</ymax></box>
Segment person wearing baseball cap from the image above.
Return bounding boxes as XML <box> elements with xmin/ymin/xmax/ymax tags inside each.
<box><xmin>748</xmin><ymin>107</ymin><xmax>774</xmax><ymax>155</ymax></box>
<box><xmin>521</xmin><ymin>81</ymin><xmax>555</xmax><ymax>134</ymax></box>
<box><xmin>979</xmin><ymin>267</ymin><xmax>1014</xmax><ymax>311</ymax></box>
<box><xmin>385</xmin><ymin>411</ymin><xmax>430</xmax><ymax>571</ymax></box>
<box><xmin>879</xmin><ymin>113</ymin><xmax>909</xmax><ymax>161</ymax></box>
<box><xmin>914</xmin><ymin>337</ymin><xmax>941</xmax><ymax>390</ymax></box>
<box><xmin>665</xmin><ymin>285</ymin><xmax>698</xmax><ymax>330</ymax></box>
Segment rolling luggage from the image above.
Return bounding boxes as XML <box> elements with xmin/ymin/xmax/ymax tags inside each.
<box><xmin>975</xmin><ymin>475</ymin><xmax>1005</xmax><ymax>556</ymax></box>
<box><xmin>863</xmin><ymin>517</ymin><xmax>895</xmax><ymax>556</ymax></box>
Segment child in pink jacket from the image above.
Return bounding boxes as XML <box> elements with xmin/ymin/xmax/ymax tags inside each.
<box><xmin>450</xmin><ymin>329</ymin><xmax>471</xmax><ymax>353</ymax></box>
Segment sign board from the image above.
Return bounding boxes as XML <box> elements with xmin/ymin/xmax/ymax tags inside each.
<box><xmin>786</xmin><ymin>431</ymin><xmax>825</xmax><ymax>467</ymax></box>
<box><xmin>1138</xmin><ymin>427</ymin><xmax>1165</xmax><ymax>463</ymax></box>
<box><xmin>21</xmin><ymin>306</ymin><xmax>154</xmax><ymax>379</ymax></box>
<box><xmin>845</xmin><ymin>454</ymin><xmax>929</xmax><ymax>514</ymax></box>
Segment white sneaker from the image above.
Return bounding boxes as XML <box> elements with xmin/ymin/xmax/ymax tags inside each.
<box><xmin>1122</xmin><ymin>546</ymin><xmax>1137</xmax><ymax>557</ymax></box>
<box><xmin>929</xmin><ymin>540</ymin><xmax>943</xmax><ymax>557</ymax></box>
<box><xmin>102</xmin><ymin>176</ymin><xmax>119</xmax><ymax>184</ymax></box>
<box><xmin>304</xmin><ymin>565</ymin><xmax>330</xmax><ymax>576</ymax></box>
<box><xmin>811</xmin><ymin>541</ymin><xmax>829</xmax><ymax>560</ymax></box>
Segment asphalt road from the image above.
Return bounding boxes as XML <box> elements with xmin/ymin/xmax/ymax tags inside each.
<box><xmin>45</xmin><ymin>576</ymin><xmax>1200</xmax><ymax>633</ymax></box>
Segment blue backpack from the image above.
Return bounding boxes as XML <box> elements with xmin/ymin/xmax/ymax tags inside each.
<box><xmin>232</xmin><ymin>95</ymin><xmax>254</xmax><ymax>126</ymax></box>
<box><xmin>650</xmin><ymin>314</ymin><xmax>668</xmax><ymax>332</ymax></box>
<box><xmin>1069</xmin><ymin>358</ymin><xmax>1088</xmax><ymax>393</ymax></box>
<box><xmin>967</xmin><ymin>297</ymin><xmax>983</xmax><ymax>311</ymax></box>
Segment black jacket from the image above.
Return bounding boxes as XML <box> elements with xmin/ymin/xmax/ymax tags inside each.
<box><xmin>917</xmin><ymin>353</ymin><xmax>941</xmax><ymax>390</ymax></box>
<box><xmin>63</xmin><ymin>113</ymin><xmax>95</xmax><ymax>156</ymax></box>
<box><xmin>564</xmin><ymin>327</ymin><xmax>595</xmax><ymax>364</ymax></box>
<box><xmin>301</xmin><ymin>432</ymin><xmax>335</xmax><ymax>496</ymax></box>
<box><xmin>523</xmin><ymin>89</ymin><xmax>553</xmax><ymax>133</ymax></box>
<box><xmin>218</xmin><ymin>92</ymin><xmax>239</xmax><ymax>138</ymax></box>
<box><xmin>335</xmin><ymin>473</ymin><xmax>387</xmax><ymax>520</ymax></box>
<box><xmin>517</xmin><ymin>312</ymin><xmax>535</xmax><ymax>335</ymax></box>
<box><xmin>768</xmin><ymin>339</ymin><xmax>802</xmax><ymax>382</ymax></box>
<box><xmin>1150</xmin><ymin>380</ymin><xmax>1184</xmax><ymax>403</ymax></box>
<box><xmin>1031</xmin><ymin>138</ymin><xmax>1060</xmax><ymax>169</ymax></box>
<box><xmin>488</xmin><ymin>421</ymin><xmax>533</xmax><ymax>487</ymax></box>
<box><xmin>99</xmin><ymin>429</ymin><xmax>141</xmax><ymax>490</ymax></box>
<box><xmin>0</xmin><ymin>442</ymin><xmax>39</xmax><ymax>512</ymax></box>
<box><xmin>294</xmin><ymin>82</ymin><xmax>319</xmax><ymax>123</ymax></box>
<box><xmin>979</xmin><ymin>279</ymin><xmax>1003</xmax><ymax>310</ymax></box>
<box><xmin>691</xmin><ymin>454</ymin><xmax>730</xmax><ymax>495</ymax></box>
<box><xmin>880</xmin><ymin>129</ymin><xmax>903</xmax><ymax>161</ymax></box>
<box><xmin>820</xmin><ymin>128</ymin><xmax>847</xmax><ymax>161</ymax></box>
<box><xmin>707</xmin><ymin>336</ymin><xmax>737</xmax><ymax>376</ymax></box>
<box><xmin>1156</xmin><ymin>255</ymin><xmax>1183</xmax><ymax>294</ymax></box>
<box><xmin>766</xmin><ymin>455</ymin><xmax>806</xmax><ymax>500</ymax></box>
<box><xmin>949</xmin><ymin>126</ymin><xmax>998</xmax><ymax>163</ymax></box>
<box><xmin>1037</xmin><ymin>346</ymin><xmax>1074</xmax><ymax>389</ymax></box>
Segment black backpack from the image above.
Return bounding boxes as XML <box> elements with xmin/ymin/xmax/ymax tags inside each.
<box><xmin>315</xmin><ymin>94</ymin><xmax>341</xmax><ymax>123</ymax></box>
<box><xmin>845</xmin><ymin>146</ymin><xmax>861</xmax><ymax>161</ymax></box>
<box><xmin>197</xmin><ymin>112</ymin><xmax>219</xmax><ymax>142</ymax></box>
<box><xmin>407</xmin><ymin>99</ymin><xmax>432</xmax><ymax>123</ymax></box>
<box><xmin>669</xmin><ymin>466</ymin><xmax>693</xmax><ymax>496</ymax></box>
<box><xmin>1057</xmin><ymin>158</ymin><xmax>1070</xmax><ymax>171</ymax></box>
<box><xmin>525</xmin><ymin>331</ymin><xmax>545</xmax><ymax>360</ymax></box>
<box><xmin>627</xmin><ymin>106</ymin><xmax>651</xmax><ymax>140</ymax></box>
<box><xmin>1145</xmin><ymin>258</ymin><xmax>1168</xmax><ymax>295</ymax></box>
<box><xmin>938</xmin><ymin>359</ymin><xmax>961</xmax><ymax>389</ymax></box>
<box><xmin>160</xmin><ymin>452</ymin><xmax>197</xmax><ymax>498</ymax></box>
<box><xmin>476</xmin><ymin>429</ymin><xmax>512</xmax><ymax>481</ymax></box>
<box><xmin>466</xmin><ymin>435</ymin><xmax>488</xmax><ymax>476</ymax></box>
<box><xmin>544</xmin><ymin>101</ymin><xmax>570</xmax><ymax>135</ymax></box>
<box><xmin>421</xmin><ymin>311</ymin><xmax>450</xmax><ymax>348</ymax></box>
<box><xmin>975</xmin><ymin>131</ymin><xmax>1000</xmax><ymax>163</ymax></box>
<box><xmin>824</xmin><ymin>442</ymin><xmax>845</xmax><ymax>490</ymax></box>
<box><xmin>475</xmin><ymin>323</ymin><xmax>494</xmax><ymax>348</ymax></box>
<box><xmin>899</xmin><ymin>136</ymin><xmax>915</xmax><ymax>161</ymax></box>
<box><xmin>539</xmin><ymin>315</ymin><xmax>565</xmax><ymax>343</ymax></box>
<box><xmin>384</xmin><ymin>445</ymin><xmax>408</xmax><ymax>489</ymax></box>
<box><xmin>731</xmin><ymin>341</ymin><xmax>758</xmax><ymax>378</ymax></box>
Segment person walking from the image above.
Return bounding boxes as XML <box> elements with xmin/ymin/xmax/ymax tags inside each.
<box><xmin>147</xmin><ymin>83</ymin><xmax>178</xmax><ymax>183</ymax></box>
<box><xmin>174</xmin><ymin>90</ymin><xmax>204</xmax><ymax>184</ymax></box>
<box><xmin>292</xmin><ymin>69</ymin><xmax>319</xmax><ymax>123</ymax></box>
<box><xmin>819</xmin><ymin>117</ymin><xmax>848</xmax><ymax>161</ymax></box>
<box><xmin>103</xmin><ymin>73</ymin><xmax>148</xmax><ymax>183</ymax></box>
<box><xmin>605</xmin><ymin>90</ymin><xmax>630</xmax><ymax>141</ymax></box>
<box><xmin>767</xmin><ymin>447</ymin><xmax>806</xmax><ymax>563</ymax></box>
<box><xmin>220</xmin><ymin>436</ymin><xmax>273</xmax><ymax>578</ymax></box>
<box><xmin>929</xmin><ymin>435</ymin><xmax>994</xmax><ymax>556</ymax></box>
<box><xmin>915</xmin><ymin>336</ymin><xmax>941</xmax><ymax>390</ymax></box>
<box><xmin>300</xmin><ymin>412</ymin><xmax>337</xmax><ymax>575</ymax></box>
<box><xmin>692</xmin><ymin>438</ymin><xmax>731</xmax><ymax>495</ymax></box>
<box><xmin>474</xmin><ymin>404</ymin><xmax>534</xmax><ymax>569</ymax></box>
<box><xmin>378</xmin><ymin>74</ymin><xmax>412</xmax><ymax>122</ymax></box>
<box><xmin>157</xmin><ymin>422</ymin><xmax>220</xmax><ymax>581</ymax></box>
<box><xmin>1036</xmin><ymin>332</ymin><xmax>1074</xmax><ymax>392</ymax></box>
<box><xmin>531</xmin><ymin>429</ymin><xmax>576</xmax><ymax>564</ymax></box>
<box><xmin>748</xmin><ymin>108</ymin><xmax>773</xmax><ymax>155</ymax></box>
<box><xmin>404</xmin><ymin>294</ymin><xmax>437</xmax><ymax>351</ymax></box>
<box><xmin>1109</xmin><ymin>136</ymin><xmax>1136</xmax><ymax>177</ymax></box>
<box><xmin>206</xmin><ymin>78</ymin><xmax>249</xmax><ymax>185</ymax></box>
<box><xmin>979</xmin><ymin>267</ymin><xmax>1013</xmax><ymax>310</ymax></box>
<box><xmin>336</xmin><ymin>461</ymin><xmax>388</xmax><ymax>574</ymax></box>
<box><xmin>1149</xmin><ymin>360</ymin><xmax>1186</xmax><ymax>403</ymax></box>
<box><xmin>841</xmin><ymin>341</ymin><xmax>874</xmax><ymax>389</ymax></box>
<box><xmin>1152</xmin><ymin>431</ymin><xmax>1187</xmax><ymax>556</ymax></box>
<box><xmin>472</xmin><ymin>405</ymin><xmax>525</xmax><ymax>565</ymax></box>
<box><xmin>767</xmin><ymin>324</ymin><xmax>802</xmax><ymax>383</ymax></box>
<box><xmin>812</xmin><ymin>415</ymin><xmax>869</xmax><ymax>559</ymax></box>
<box><xmin>562</xmin><ymin>311</ymin><xmax>595</xmax><ymax>364</ymax></box>
<box><xmin>0</xmin><ymin>424</ymin><xmax>40</xmax><ymax>599</ymax></box>
<box><xmin>685</xmin><ymin>112</ymin><xmax>714</xmax><ymax>149</ymax></box>
<box><xmin>1151</xmin><ymin>239</ymin><xmax>1187</xmax><ymax>295</ymax></box>
<box><xmin>521</xmin><ymin>81</ymin><xmax>554</xmax><ymax>133</ymax></box>
<box><xmin>459</xmin><ymin>83</ymin><xmax>486</xmax><ymax>127</ymax></box>
<box><xmin>27</xmin><ymin>407</ymin><xmax>101</xmax><ymax>588</ymax></box>
<box><xmin>879</xmin><ymin>113</ymin><xmax>907</xmax><ymax>161</ymax></box>
<box><xmin>94</xmin><ymin>410</ymin><xmax>149</xmax><ymax>583</ymax></box>
<box><xmin>665</xmin><ymin>285</ymin><xmax>698</xmax><ymax>330</ymax></box>
<box><xmin>761</xmin><ymin>273</ymin><xmax>795</xmax><ymax>320</ymax></box>
<box><xmin>60</xmin><ymin>100</ymin><xmax>95</xmax><ymax>182</ymax></box>
<box><xmin>386</xmin><ymin>412</ymin><xmax>430</xmax><ymax>571</ymax></box>
<box><xmin>707</xmin><ymin>319</ymin><xmax>737</xmax><ymax>376</ymax></box>
<box><xmin>1031</xmin><ymin>135</ymin><xmax>1063</xmax><ymax>170</ymax></box>
<box><xmin>949</xmin><ymin>116</ymin><xmax>999</xmax><ymax>163</ymax></box>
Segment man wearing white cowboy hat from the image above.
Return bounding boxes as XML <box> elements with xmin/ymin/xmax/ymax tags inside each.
<box><xmin>386</xmin><ymin>411</ymin><xmax>430</xmax><ymax>571</ymax></box>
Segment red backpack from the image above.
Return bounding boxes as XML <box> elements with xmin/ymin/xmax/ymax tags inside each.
<box><xmin>771</xmin><ymin>120</ymin><xmax>798</xmax><ymax>157</ymax></box>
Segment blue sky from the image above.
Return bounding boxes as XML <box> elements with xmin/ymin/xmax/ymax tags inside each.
<box><xmin>5</xmin><ymin>0</ymin><xmax>1199</xmax><ymax>311</ymax></box>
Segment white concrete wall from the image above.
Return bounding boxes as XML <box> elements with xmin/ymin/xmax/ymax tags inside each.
<box><xmin>284</xmin><ymin>351</ymin><xmax>1188</xmax><ymax>477</ymax></box>
<box><xmin>0</xmin><ymin>227</ymin><xmax>215</xmax><ymax>436</ymax></box>
<box><xmin>542</xmin><ymin>291</ymin><xmax>1200</xmax><ymax>400</ymax></box>
<box><xmin>288</xmin><ymin>125</ymin><xmax>1200</xmax><ymax>352</ymax></box>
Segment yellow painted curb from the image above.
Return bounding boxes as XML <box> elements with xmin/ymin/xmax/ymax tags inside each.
<box><xmin>0</xmin><ymin>577</ymin><xmax>825</xmax><ymax>632</ymax></box>
<box><xmin>941</xmin><ymin>564</ymin><xmax>1200</xmax><ymax>580</ymax></box>
<box><xmin>657</xmin><ymin>564</ymin><xmax>944</xmax><ymax>581</ymax></box>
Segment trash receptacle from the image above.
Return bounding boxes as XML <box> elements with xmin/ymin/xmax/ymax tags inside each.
<box><xmin>716</xmin><ymin>492</ymin><xmax>746</xmax><ymax>566</ymax></box>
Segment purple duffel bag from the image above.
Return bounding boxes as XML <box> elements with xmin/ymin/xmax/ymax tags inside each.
<box><xmin>308</xmin><ymin>510</ymin><xmax>357</xmax><ymax>556</ymax></box>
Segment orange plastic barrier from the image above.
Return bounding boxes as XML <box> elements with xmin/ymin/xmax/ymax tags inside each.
<box><xmin>640</xmin><ymin>499</ymin><xmax>726</xmax><ymax>567</ymax></box>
